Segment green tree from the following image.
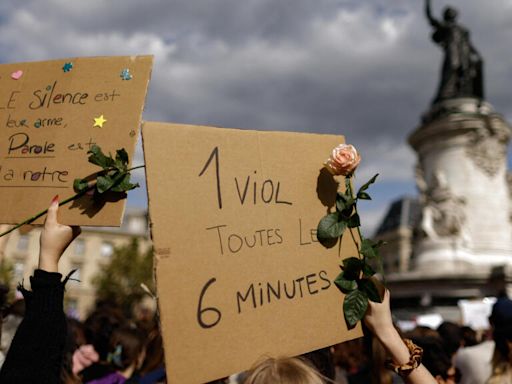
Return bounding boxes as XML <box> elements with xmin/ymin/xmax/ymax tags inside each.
<box><xmin>92</xmin><ymin>238</ymin><xmax>154</xmax><ymax>316</ymax></box>
<box><xmin>0</xmin><ymin>259</ymin><xmax>13</xmax><ymax>287</ymax></box>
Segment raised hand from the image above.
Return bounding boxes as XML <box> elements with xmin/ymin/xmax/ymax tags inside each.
<box><xmin>38</xmin><ymin>196</ymin><xmax>81</xmax><ymax>273</ymax></box>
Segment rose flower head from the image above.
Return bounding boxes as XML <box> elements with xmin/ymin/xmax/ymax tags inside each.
<box><xmin>324</xmin><ymin>144</ymin><xmax>361</xmax><ymax>176</ymax></box>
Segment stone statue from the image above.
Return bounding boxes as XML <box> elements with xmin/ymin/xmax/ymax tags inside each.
<box><xmin>466</xmin><ymin>117</ymin><xmax>511</xmax><ymax>177</ymax></box>
<box><xmin>416</xmin><ymin>168</ymin><xmax>467</xmax><ymax>241</ymax></box>
<box><xmin>425</xmin><ymin>0</ymin><xmax>484</xmax><ymax>103</ymax></box>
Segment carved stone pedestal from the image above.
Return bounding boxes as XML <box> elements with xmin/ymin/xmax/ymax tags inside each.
<box><xmin>387</xmin><ymin>98</ymin><xmax>512</xmax><ymax>309</ymax></box>
<box><xmin>410</xmin><ymin>98</ymin><xmax>512</xmax><ymax>272</ymax></box>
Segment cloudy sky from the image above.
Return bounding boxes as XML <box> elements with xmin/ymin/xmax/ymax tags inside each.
<box><xmin>1</xmin><ymin>0</ymin><xmax>511</xmax><ymax>234</ymax></box>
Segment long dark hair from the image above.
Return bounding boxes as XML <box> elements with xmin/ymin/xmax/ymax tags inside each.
<box><xmin>107</xmin><ymin>326</ymin><xmax>145</xmax><ymax>371</ymax></box>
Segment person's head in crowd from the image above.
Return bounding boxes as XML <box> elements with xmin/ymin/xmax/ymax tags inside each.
<box><xmin>60</xmin><ymin>318</ymin><xmax>87</xmax><ymax>384</ymax></box>
<box><xmin>490</xmin><ymin>297</ymin><xmax>512</xmax><ymax>330</ymax></box>
<box><xmin>133</xmin><ymin>295</ymin><xmax>157</xmax><ymax>324</ymax></box>
<box><xmin>331</xmin><ymin>338</ymin><xmax>367</xmax><ymax>376</ymax></box>
<box><xmin>1</xmin><ymin>298</ymin><xmax>25</xmax><ymax>354</ymax></box>
<box><xmin>369</xmin><ymin>335</ymin><xmax>394</xmax><ymax>384</ymax></box>
<box><xmin>490</xmin><ymin>297</ymin><xmax>512</xmax><ymax>363</ymax></box>
<box><xmin>301</xmin><ymin>347</ymin><xmax>335</xmax><ymax>380</ymax></box>
<box><xmin>460</xmin><ymin>325</ymin><xmax>478</xmax><ymax>347</ymax></box>
<box><xmin>485</xmin><ymin>297</ymin><xmax>512</xmax><ymax>383</ymax></box>
<box><xmin>406</xmin><ymin>325</ymin><xmax>440</xmax><ymax>340</ymax></box>
<box><xmin>413</xmin><ymin>336</ymin><xmax>460</xmax><ymax>384</ymax></box>
<box><xmin>68</xmin><ymin>318</ymin><xmax>86</xmax><ymax>348</ymax></box>
<box><xmin>0</xmin><ymin>283</ymin><xmax>9</xmax><ymax>350</ymax></box>
<box><xmin>139</xmin><ymin>320</ymin><xmax>165</xmax><ymax>375</ymax></box>
<box><xmin>437</xmin><ymin>322</ymin><xmax>462</xmax><ymax>357</ymax></box>
<box><xmin>107</xmin><ymin>326</ymin><xmax>146</xmax><ymax>378</ymax></box>
<box><xmin>492</xmin><ymin>324</ymin><xmax>512</xmax><ymax>362</ymax></box>
<box><xmin>0</xmin><ymin>283</ymin><xmax>9</xmax><ymax>314</ymax></box>
<box><xmin>5</xmin><ymin>297</ymin><xmax>25</xmax><ymax>317</ymax></box>
<box><xmin>243</xmin><ymin>356</ymin><xmax>326</xmax><ymax>384</ymax></box>
<box><xmin>84</xmin><ymin>307</ymin><xmax>126</xmax><ymax>361</ymax></box>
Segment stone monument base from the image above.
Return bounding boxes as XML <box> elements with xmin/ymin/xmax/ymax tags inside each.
<box><xmin>386</xmin><ymin>265</ymin><xmax>512</xmax><ymax>310</ymax></box>
<box><xmin>413</xmin><ymin>238</ymin><xmax>512</xmax><ymax>273</ymax></box>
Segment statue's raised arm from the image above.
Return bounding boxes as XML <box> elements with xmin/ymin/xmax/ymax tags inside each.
<box><xmin>425</xmin><ymin>0</ymin><xmax>441</xmax><ymax>28</ymax></box>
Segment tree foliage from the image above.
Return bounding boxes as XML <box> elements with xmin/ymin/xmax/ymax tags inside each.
<box><xmin>92</xmin><ymin>238</ymin><xmax>154</xmax><ymax>316</ymax></box>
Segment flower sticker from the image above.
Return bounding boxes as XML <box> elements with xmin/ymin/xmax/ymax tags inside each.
<box><xmin>11</xmin><ymin>70</ymin><xmax>23</xmax><ymax>80</ymax></box>
<box><xmin>120</xmin><ymin>68</ymin><xmax>132</xmax><ymax>80</ymax></box>
<box><xmin>62</xmin><ymin>62</ymin><xmax>74</xmax><ymax>72</ymax></box>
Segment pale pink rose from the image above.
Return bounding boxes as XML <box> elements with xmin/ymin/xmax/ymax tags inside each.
<box><xmin>324</xmin><ymin>144</ymin><xmax>361</xmax><ymax>176</ymax></box>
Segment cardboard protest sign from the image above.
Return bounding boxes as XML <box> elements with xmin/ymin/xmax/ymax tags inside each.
<box><xmin>143</xmin><ymin>122</ymin><xmax>363</xmax><ymax>384</ymax></box>
<box><xmin>0</xmin><ymin>56</ymin><xmax>153</xmax><ymax>225</ymax></box>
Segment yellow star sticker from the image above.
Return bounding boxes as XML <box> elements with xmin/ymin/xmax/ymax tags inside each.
<box><xmin>93</xmin><ymin>115</ymin><xmax>107</xmax><ymax>128</ymax></box>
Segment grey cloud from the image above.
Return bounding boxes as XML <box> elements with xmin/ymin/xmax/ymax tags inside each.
<box><xmin>1</xmin><ymin>0</ymin><xmax>511</xmax><ymax>217</ymax></box>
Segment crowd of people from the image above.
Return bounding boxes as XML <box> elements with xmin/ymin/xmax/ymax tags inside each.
<box><xmin>0</xmin><ymin>198</ymin><xmax>511</xmax><ymax>383</ymax></box>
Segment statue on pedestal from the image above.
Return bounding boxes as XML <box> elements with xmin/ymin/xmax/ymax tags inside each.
<box><xmin>425</xmin><ymin>0</ymin><xmax>484</xmax><ymax>103</ymax></box>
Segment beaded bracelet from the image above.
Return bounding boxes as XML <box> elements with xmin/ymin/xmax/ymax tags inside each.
<box><xmin>385</xmin><ymin>338</ymin><xmax>423</xmax><ymax>377</ymax></box>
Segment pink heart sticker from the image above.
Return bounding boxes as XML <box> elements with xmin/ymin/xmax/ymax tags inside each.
<box><xmin>11</xmin><ymin>70</ymin><xmax>23</xmax><ymax>80</ymax></box>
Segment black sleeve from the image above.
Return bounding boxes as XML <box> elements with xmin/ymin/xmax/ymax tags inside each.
<box><xmin>0</xmin><ymin>269</ymin><xmax>68</xmax><ymax>384</ymax></box>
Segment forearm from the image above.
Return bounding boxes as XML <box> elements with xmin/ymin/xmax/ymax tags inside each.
<box><xmin>38</xmin><ymin>254</ymin><xmax>59</xmax><ymax>273</ymax></box>
<box><xmin>0</xmin><ymin>198</ymin><xmax>79</xmax><ymax>382</ymax></box>
<box><xmin>425</xmin><ymin>0</ymin><xmax>439</xmax><ymax>27</ymax></box>
<box><xmin>0</xmin><ymin>270</ymin><xmax>67</xmax><ymax>383</ymax></box>
<box><xmin>376</xmin><ymin>327</ymin><xmax>437</xmax><ymax>384</ymax></box>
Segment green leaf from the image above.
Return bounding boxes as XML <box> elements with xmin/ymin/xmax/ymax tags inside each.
<box><xmin>73</xmin><ymin>178</ymin><xmax>89</xmax><ymax>193</ymax></box>
<box><xmin>362</xmin><ymin>263</ymin><xmax>375</xmax><ymax>277</ymax></box>
<box><xmin>357</xmin><ymin>174</ymin><xmax>379</xmax><ymax>194</ymax></box>
<box><xmin>110</xmin><ymin>173</ymin><xmax>140</xmax><ymax>192</ymax></box>
<box><xmin>342</xmin><ymin>257</ymin><xmax>362</xmax><ymax>280</ymax></box>
<box><xmin>360</xmin><ymin>238</ymin><xmax>377</xmax><ymax>259</ymax></box>
<box><xmin>338</xmin><ymin>197</ymin><xmax>355</xmax><ymax>215</ymax></box>
<box><xmin>343</xmin><ymin>289</ymin><xmax>368</xmax><ymax>329</ymax></box>
<box><xmin>334</xmin><ymin>273</ymin><xmax>358</xmax><ymax>293</ymax></box>
<box><xmin>317</xmin><ymin>212</ymin><xmax>347</xmax><ymax>240</ymax></box>
<box><xmin>347</xmin><ymin>213</ymin><xmax>361</xmax><ymax>228</ymax></box>
<box><xmin>87</xmin><ymin>145</ymin><xmax>114</xmax><ymax>169</ymax></box>
<box><xmin>336</xmin><ymin>193</ymin><xmax>347</xmax><ymax>212</ymax></box>
<box><xmin>359</xmin><ymin>278</ymin><xmax>382</xmax><ymax>303</ymax></box>
<box><xmin>115</xmin><ymin>148</ymin><xmax>129</xmax><ymax>166</ymax></box>
<box><xmin>357</xmin><ymin>191</ymin><xmax>371</xmax><ymax>200</ymax></box>
<box><xmin>96</xmin><ymin>175</ymin><xmax>115</xmax><ymax>193</ymax></box>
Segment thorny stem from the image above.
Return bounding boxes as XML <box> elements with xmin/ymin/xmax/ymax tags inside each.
<box><xmin>0</xmin><ymin>165</ymin><xmax>145</xmax><ymax>238</ymax></box>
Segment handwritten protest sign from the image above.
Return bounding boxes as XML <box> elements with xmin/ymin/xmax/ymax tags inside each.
<box><xmin>143</xmin><ymin>122</ymin><xmax>363</xmax><ymax>384</ymax></box>
<box><xmin>0</xmin><ymin>56</ymin><xmax>153</xmax><ymax>225</ymax></box>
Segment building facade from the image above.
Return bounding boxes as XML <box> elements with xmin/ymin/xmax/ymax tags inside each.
<box><xmin>0</xmin><ymin>208</ymin><xmax>150</xmax><ymax>319</ymax></box>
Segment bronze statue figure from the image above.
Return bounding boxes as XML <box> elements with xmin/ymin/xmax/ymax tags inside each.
<box><xmin>425</xmin><ymin>0</ymin><xmax>484</xmax><ymax>103</ymax></box>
